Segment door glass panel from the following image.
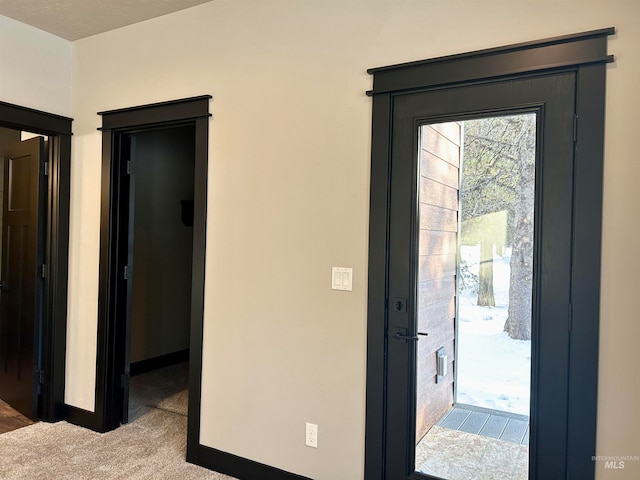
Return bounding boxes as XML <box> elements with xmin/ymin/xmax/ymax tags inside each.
<box><xmin>415</xmin><ymin>114</ymin><xmax>535</xmax><ymax>480</ymax></box>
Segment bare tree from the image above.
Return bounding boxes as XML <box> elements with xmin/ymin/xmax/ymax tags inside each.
<box><xmin>477</xmin><ymin>233</ymin><xmax>496</xmax><ymax>306</ymax></box>
<box><xmin>504</xmin><ymin>117</ymin><xmax>535</xmax><ymax>340</ymax></box>
<box><xmin>461</xmin><ymin>114</ymin><xmax>535</xmax><ymax>339</ymax></box>
<box><xmin>461</xmin><ymin>118</ymin><xmax>517</xmax><ymax>307</ymax></box>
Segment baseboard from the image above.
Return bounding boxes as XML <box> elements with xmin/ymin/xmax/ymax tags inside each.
<box><xmin>64</xmin><ymin>404</ymin><xmax>104</xmax><ymax>433</ymax></box>
<box><xmin>130</xmin><ymin>349</ymin><xmax>189</xmax><ymax>376</ymax></box>
<box><xmin>189</xmin><ymin>443</ymin><xmax>312</xmax><ymax>480</ymax></box>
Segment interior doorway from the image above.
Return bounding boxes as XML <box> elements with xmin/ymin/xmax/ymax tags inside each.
<box><xmin>121</xmin><ymin>125</ymin><xmax>195</xmax><ymax>424</ymax></box>
<box><xmin>0</xmin><ymin>129</ymin><xmax>48</xmax><ymax>420</ymax></box>
<box><xmin>0</xmin><ymin>102</ymin><xmax>71</xmax><ymax>427</ymax></box>
<box><xmin>92</xmin><ymin>96</ymin><xmax>211</xmax><ymax>467</ymax></box>
<box><xmin>0</xmin><ymin>111</ymin><xmax>72</xmax><ymax>424</ymax></box>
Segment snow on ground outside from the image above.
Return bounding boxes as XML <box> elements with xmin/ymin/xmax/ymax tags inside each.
<box><xmin>456</xmin><ymin>246</ymin><xmax>531</xmax><ymax>416</ymax></box>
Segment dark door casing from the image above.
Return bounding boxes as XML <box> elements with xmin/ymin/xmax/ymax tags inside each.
<box><xmin>0</xmin><ymin>137</ymin><xmax>47</xmax><ymax>418</ymax></box>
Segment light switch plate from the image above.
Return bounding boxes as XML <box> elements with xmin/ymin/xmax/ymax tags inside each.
<box><xmin>331</xmin><ymin>267</ymin><xmax>353</xmax><ymax>291</ymax></box>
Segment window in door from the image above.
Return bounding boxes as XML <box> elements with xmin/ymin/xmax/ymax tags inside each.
<box><xmin>415</xmin><ymin>113</ymin><xmax>535</xmax><ymax>479</ymax></box>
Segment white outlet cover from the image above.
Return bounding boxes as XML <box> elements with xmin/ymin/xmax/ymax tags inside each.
<box><xmin>306</xmin><ymin>422</ymin><xmax>318</xmax><ymax>448</ymax></box>
<box><xmin>331</xmin><ymin>267</ymin><xmax>352</xmax><ymax>291</ymax></box>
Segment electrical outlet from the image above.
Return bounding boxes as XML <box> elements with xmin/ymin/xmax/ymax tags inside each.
<box><xmin>305</xmin><ymin>422</ymin><xmax>318</xmax><ymax>448</ymax></box>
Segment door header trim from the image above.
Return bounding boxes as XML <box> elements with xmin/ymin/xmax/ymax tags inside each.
<box><xmin>98</xmin><ymin>95</ymin><xmax>212</xmax><ymax>131</ymax></box>
<box><xmin>366</xmin><ymin>27</ymin><xmax>615</xmax><ymax>96</ymax></box>
<box><xmin>0</xmin><ymin>101</ymin><xmax>73</xmax><ymax>135</ymax></box>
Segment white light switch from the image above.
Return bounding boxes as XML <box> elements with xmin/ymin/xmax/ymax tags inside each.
<box><xmin>332</xmin><ymin>267</ymin><xmax>353</xmax><ymax>291</ymax></box>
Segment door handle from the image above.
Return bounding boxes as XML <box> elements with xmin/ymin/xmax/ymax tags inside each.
<box><xmin>394</xmin><ymin>332</ymin><xmax>419</xmax><ymax>341</ymax></box>
<box><xmin>391</xmin><ymin>328</ymin><xmax>419</xmax><ymax>342</ymax></box>
<box><xmin>0</xmin><ymin>280</ymin><xmax>6</xmax><ymax>291</ymax></box>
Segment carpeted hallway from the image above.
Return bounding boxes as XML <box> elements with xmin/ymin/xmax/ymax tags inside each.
<box><xmin>0</xmin><ymin>362</ymin><xmax>237</xmax><ymax>479</ymax></box>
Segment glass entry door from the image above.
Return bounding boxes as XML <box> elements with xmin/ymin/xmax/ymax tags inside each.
<box><xmin>383</xmin><ymin>73</ymin><xmax>576</xmax><ymax>479</ymax></box>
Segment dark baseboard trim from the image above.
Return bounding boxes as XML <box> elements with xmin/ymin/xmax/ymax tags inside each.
<box><xmin>189</xmin><ymin>443</ymin><xmax>312</xmax><ymax>480</ymax></box>
<box><xmin>64</xmin><ymin>404</ymin><xmax>104</xmax><ymax>432</ymax></box>
<box><xmin>130</xmin><ymin>349</ymin><xmax>189</xmax><ymax>376</ymax></box>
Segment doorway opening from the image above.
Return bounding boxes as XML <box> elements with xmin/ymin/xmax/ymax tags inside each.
<box><xmin>415</xmin><ymin>114</ymin><xmax>535</xmax><ymax>479</ymax></box>
<box><xmin>124</xmin><ymin>125</ymin><xmax>195</xmax><ymax>427</ymax></box>
<box><xmin>92</xmin><ymin>96</ymin><xmax>210</xmax><ymax>472</ymax></box>
<box><xmin>0</xmin><ymin>128</ymin><xmax>49</xmax><ymax>422</ymax></box>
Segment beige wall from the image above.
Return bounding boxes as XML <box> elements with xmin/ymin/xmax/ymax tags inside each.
<box><xmin>0</xmin><ymin>15</ymin><xmax>71</xmax><ymax>116</ymax></box>
<box><xmin>63</xmin><ymin>1</ymin><xmax>640</xmax><ymax>479</ymax></box>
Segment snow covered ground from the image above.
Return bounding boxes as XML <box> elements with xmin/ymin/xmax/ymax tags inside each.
<box><xmin>455</xmin><ymin>246</ymin><xmax>531</xmax><ymax>416</ymax></box>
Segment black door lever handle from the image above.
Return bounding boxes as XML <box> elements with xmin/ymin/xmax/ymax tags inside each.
<box><xmin>392</xmin><ymin>330</ymin><xmax>419</xmax><ymax>342</ymax></box>
<box><xmin>0</xmin><ymin>280</ymin><xmax>7</xmax><ymax>291</ymax></box>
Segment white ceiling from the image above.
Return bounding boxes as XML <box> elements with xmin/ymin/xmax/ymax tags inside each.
<box><xmin>0</xmin><ymin>0</ymin><xmax>214</xmax><ymax>41</ymax></box>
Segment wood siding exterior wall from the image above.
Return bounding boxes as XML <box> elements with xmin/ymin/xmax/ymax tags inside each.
<box><xmin>415</xmin><ymin>123</ymin><xmax>461</xmax><ymax>443</ymax></box>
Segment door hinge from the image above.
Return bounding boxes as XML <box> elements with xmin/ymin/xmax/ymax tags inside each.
<box><xmin>126</xmin><ymin>160</ymin><xmax>133</xmax><ymax>175</ymax></box>
<box><xmin>36</xmin><ymin>370</ymin><xmax>45</xmax><ymax>384</ymax></box>
<box><xmin>121</xmin><ymin>373</ymin><xmax>129</xmax><ymax>388</ymax></box>
<box><xmin>44</xmin><ymin>161</ymin><xmax>49</xmax><ymax>176</ymax></box>
<box><xmin>123</xmin><ymin>265</ymin><xmax>130</xmax><ymax>280</ymax></box>
<box><xmin>573</xmin><ymin>114</ymin><xmax>578</xmax><ymax>143</ymax></box>
<box><xmin>41</xmin><ymin>264</ymin><xmax>46</xmax><ymax>279</ymax></box>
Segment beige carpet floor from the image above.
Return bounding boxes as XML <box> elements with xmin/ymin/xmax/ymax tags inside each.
<box><xmin>0</xmin><ymin>362</ymin><xmax>237</xmax><ymax>480</ymax></box>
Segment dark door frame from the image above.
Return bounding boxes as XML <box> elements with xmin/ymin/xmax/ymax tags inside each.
<box><xmin>364</xmin><ymin>28</ymin><xmax>614</xmax><ymax>480</ymax></box>
<box><xmin>78</xmin><ymin>96</ymin><xmax>210</xmax><ymax>440</ymax></box>
<box><xmin>0</xmin><ymin>100</ymin><xmax>73</xmax><ymax>422</ymax></box>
